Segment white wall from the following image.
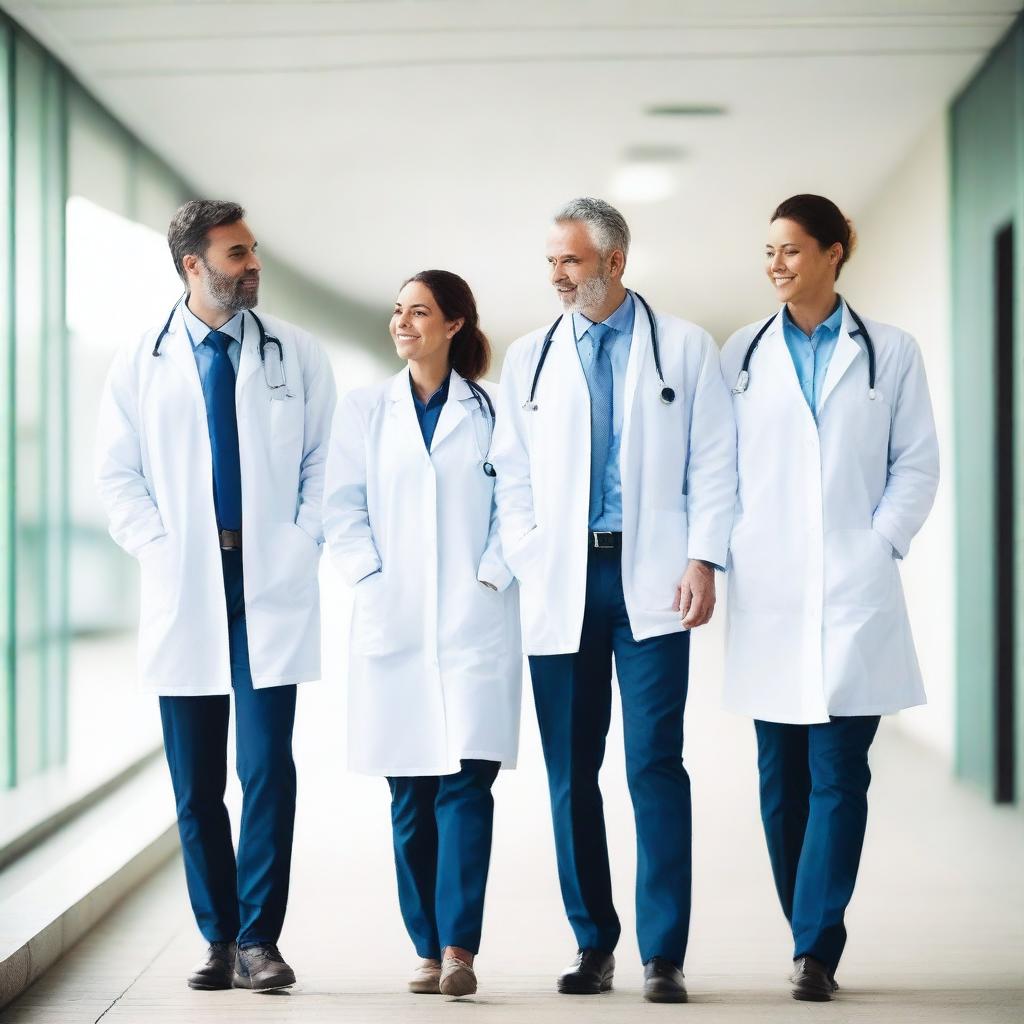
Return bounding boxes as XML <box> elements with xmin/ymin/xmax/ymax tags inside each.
<box><xmin>841</xmin><ymin>114</ymin><xmax>955</xmax><ymax>759</ymax></box>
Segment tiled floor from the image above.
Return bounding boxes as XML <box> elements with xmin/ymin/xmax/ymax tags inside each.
<box><xmin>3</xmin><ymin>585</ymin><xmax>1023</xmax><ymax>1023</ymax></box>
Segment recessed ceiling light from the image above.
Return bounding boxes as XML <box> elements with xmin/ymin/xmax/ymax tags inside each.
<box><xmin>622</xmin><ymin>144</ymin><xmax>687</xmax><ymax>163</ymax></box>
<box><xmin>646</xmin><ymin>104</ymin><xmax>727</xmax><ymax>117</ymax></box>
<box><xmin>609</xmin><ymin>164</ymin><xmax>676</xmax><ymax>204</ymax></box>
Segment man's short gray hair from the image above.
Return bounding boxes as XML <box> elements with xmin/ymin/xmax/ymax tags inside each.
<box><xmin>553</xmin><ymin>197</ymin><xmax>631</xmax><ymax>259</ymax></box>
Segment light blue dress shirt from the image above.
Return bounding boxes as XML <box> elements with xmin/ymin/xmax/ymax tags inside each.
<box><xmin>573</xmin><ymin>291</ymin><xmax>635</xmax><ymax>531</ymax></box>
<box><xmin>781</xmin><ymin>299</ymin><xmax>844</xmax><ymax>418</ymax></box>
<box><xmin>181</xmin><ymin>303</ymin><xmax>243</xmax><ymax>387</ymax></box>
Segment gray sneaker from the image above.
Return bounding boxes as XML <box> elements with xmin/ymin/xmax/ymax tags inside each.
<box><xmin>233</xmin><ymin>943</ymin><xmax>296</xmax><ymax>992</ymax></box>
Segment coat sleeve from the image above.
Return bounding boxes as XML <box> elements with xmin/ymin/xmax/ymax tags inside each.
<box><xmin>294</xmin><ymin>337</ymin><xmax>338</xmax><ymax>543</ymax></box>
<box><xmin>685</xmin><ymin>332</ymin><xmax>738</xmax><ymax>569</ymax></box>
<box><xmin>491</xmin><ymin>345</ymin><xmax>539</xmax><ymax>571</ymax></box>
<box><xmin>94</xmin><ymin>345</ymin><xmax>166</xmax><ymax>558</ymax></box>
<box><xmin>323</xmin><ymin>390</ymin><xmax>383</xmax><ymax>586</ymax></box>
<box><xmin>871</xmin><ymin>335</ymin><xmax>939</xmax><ymax>558</ymax></box>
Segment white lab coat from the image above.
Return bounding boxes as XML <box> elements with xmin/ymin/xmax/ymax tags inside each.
<box><xmin>493</xmin><ymin>292</ymin><xmax>737</xmax><ymax>655</ymax></box>
<box><xmin>720</xmin><ymin>302</ymin><xmax>939</xmax><ymax>724</ymax></box>
<box><xmin>323</xmin><ymin>368</ymin><xmax>522</xmax><ymax>777</ymax></box>
<box><xmin>95</xmin><ymin>306</ymin><xmax>337</xmax><ymax>696</ymax></box>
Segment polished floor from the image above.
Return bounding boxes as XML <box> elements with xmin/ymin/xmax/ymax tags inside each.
<box><xmin>3</xmin><ymin>585</ymin><xmax>1023</xmax><ymax>1023</ymax></box>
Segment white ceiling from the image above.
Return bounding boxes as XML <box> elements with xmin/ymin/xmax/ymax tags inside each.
<box><xmin>5</xmin><ymin>0</ymin><xmax>1021</xmax><ymax>353</ymax></box>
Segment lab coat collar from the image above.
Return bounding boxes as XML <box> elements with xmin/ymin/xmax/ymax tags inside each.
<box><xmin>818</xmin><ymin>298</ymin><xmax>864</xmax><ymax>410</ymax></box>
<box><xmin>388</xmin><ymin>366</ymin><xmax>474</xmax><ymax>454</ymax></box>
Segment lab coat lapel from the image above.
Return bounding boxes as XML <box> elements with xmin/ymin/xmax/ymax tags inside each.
<box><xmin>818</xmin><ymin>302</ymin><xmax>861</xmax><ymax>412</ymax></box>
<box><xmin>621</xmin><ymin>290</ymin><xmax>648</xmax><ymax>448</ymax></box>
<box><xmin>388</xmin><ymin>367</ymin><xmax>432</xmax><ymax>460</ymax></box>
<box><xmin>235</xmin><ymin>310</ymin><xmax>264</xmax><ymax>394</ymax></box>
<box><xmin>430</xmin><ymin>371</ymin><xmax>471</xmax><ymax>452</ymax></box>
<box><xmin>162</xmin><ymin>307</ymin><xmax>206</xmax><ymax>409</ymax></box>
<box><xmin>761</xmin><ymin>309</ymin><xmax>817</xmax><ymax>422</ymax></box>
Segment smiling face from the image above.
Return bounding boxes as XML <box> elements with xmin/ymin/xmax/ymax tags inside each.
<box><xmin>546</xmin><ymin>219</ymin><xmax>623</xmax><ymax>316</ymax></box>
<box><xmin>183</xmin><ymin>219</ymin><xmax>262</xmax><ymax>312</ymax></box>
<box><xmin>765</xmin><ymin>217</ymin><xmax>843</xmax><ymax>305</ymax></box>
<box><xmin>390</xmin><ymin>280</ymin><xmax>464</xmax><ymax>366</ymax></box>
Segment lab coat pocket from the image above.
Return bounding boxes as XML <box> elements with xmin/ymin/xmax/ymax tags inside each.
<box><xmin>504</xmin><ymin>526</ymin><xmax>543</xmax><ymax>582</ymax></box>
<box><xmin>635</xmin><ymin>506</ymin><xmax>689</xmax><ymax>611</ymax></box>
<box><xmin>727</xmin><ymin>517</ymin><xmax>803</xmax><ymax>613</ymax></box>
<box><xmin>824</xmin><ymin>528</ymin><xmax>895</xmax><ymax>609</ymax></box>
<box><xmin>137</xmin><ymin>534</ymin><xmax>175</xmax><ymax>624</ymax></box>
<box><xmin>352</xmin><ymin>570</ymin><xmax>415</xmax><ymax>658</ymax></box>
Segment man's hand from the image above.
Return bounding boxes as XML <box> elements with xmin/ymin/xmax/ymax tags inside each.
<box><xmin>672</xmin><ymin>559</ymin><xmax>717</xmax><ymax>629</ymax></box>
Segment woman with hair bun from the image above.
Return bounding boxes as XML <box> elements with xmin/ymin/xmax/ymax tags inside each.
<box><xmin>323</xmin><ymin>270</ymin><xmax>521</xmax><ymax>998</ymax></box>
<box><xmin>721</xmin><ymin>195</ymin><xmax>939</xmax><ymax>1002</ymax></box>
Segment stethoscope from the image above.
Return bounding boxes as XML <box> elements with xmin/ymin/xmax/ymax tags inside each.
<box><xmin>732</xmin><ymin>299</ymin><xmax>877</xmax><ymax>400</ymax></box>
<box><xmin>523</xmin><ymin>291</ymin><xmax>675</xmax><ymax>411</ymax></box>
<box><xmin>464</xmin><ymin>378</ymin><xmax>497</xmax><ymax>477</ymax></box>
<box><xmin>151</xmin><ymin>296</ymin><xmax>291</xmax><ymax>397</ymax></box>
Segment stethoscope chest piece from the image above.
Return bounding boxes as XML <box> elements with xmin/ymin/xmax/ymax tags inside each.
<box><xmin>660</xmin><ymin>386</ymin><xmax>676</xmax><ymax>405</ymax></box>
<box><xmin>483</xmin><ymin>461</ymin><xmax>496</xmax><ymax>478</ymax></box>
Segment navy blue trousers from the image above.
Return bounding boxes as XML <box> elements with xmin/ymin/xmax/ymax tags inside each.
<box><xmin>754</xmin><ymin>715</ymin><xmax>880</xmax><ymax>973</ymax></box>
<box><xmin>387</xmin><ymin>759</ymin><xmax>501</xmax><ymax>959</ymax></box>
<box><xmin>159</xmin><ymin>551</ymin><xmax>297</xmax><ymax>947</ymax></box>
<box><xmin>529</xmin><ymin>547</ymin><xmax>692</xmax><ymax>965</ymax></box>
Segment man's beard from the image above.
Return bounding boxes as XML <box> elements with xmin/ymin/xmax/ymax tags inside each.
<box><xmin>559</xmin><ymin>268</ymin><xmax>610</xmax><ymax>317</ymax></box>
<box><xmin>199</xmin><ymin>257</ymin><xmax>259</xmax><ymax>312</ymax></box>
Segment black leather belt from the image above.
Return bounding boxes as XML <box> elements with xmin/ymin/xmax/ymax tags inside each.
<box><xmin>589</xmin><ymin>531</ymin><xmax>622</xmax><ymax>550</ymax></box>
<box><xmin>219</xmin><ymin>529</ymin><xmax>242</xmax><ymax>551</ymax></box>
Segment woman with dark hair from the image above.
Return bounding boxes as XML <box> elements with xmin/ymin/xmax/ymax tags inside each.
<box><xmin>721</xmin><ymin>195</ymin><xmax>939</xmax><ymax>1001</ymax></box>
<box><xmin>323</xmin><ymin>270</ymin><xmax>521</xmax><ymax>998</ymax></box>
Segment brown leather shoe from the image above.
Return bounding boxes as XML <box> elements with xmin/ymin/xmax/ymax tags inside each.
<box><xmin>232</xmin><ymin>943</ymin><xmax>296</xmax><ymax>992</ymax></box>
<box><xmin>439</xmin><ymin>955</ymin><xmax>477</xmax><ymax>996</ymax></box>
<box><xmin>791</xmin><ymin>956</ymin><xmax>837</xmax><ymax>1001</ymax></box>
<box><xmin>408</xmin><ymin>958</ymin><xmax>442</xmax><ymax>994</ymax></box>
<box><xmin>187</xmin><ymin>941</ymin><xmax>236</xmax><ymax>990</ymax></box>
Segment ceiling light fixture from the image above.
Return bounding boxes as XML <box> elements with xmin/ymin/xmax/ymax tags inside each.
<box><xmin>646</xmin><ymin>104</ymin><xmax>728</xmax><ymax>117</ymax></box>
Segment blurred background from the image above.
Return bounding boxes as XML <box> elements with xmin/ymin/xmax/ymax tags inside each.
<box><xmin>0</xmin><ymin>2</ymin><xmax>1021</xmax><ymax>1020</ymax></box>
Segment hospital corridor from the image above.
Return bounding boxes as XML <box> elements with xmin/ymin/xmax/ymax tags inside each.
<box><xmin>0</xmin><ymin>3</ymin><xmax>1023</xmax><ymax>1023</ymax></box>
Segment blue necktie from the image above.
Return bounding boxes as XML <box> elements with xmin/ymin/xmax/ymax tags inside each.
<box><xmin>583</xmin><ymin>322</ymin><xmax>613</xmax><ymax>525</ymax></box>
<box><xmin>203</xmin><ymin>331</ymin><xmax>242</xmax><ymax>531</ymax></box>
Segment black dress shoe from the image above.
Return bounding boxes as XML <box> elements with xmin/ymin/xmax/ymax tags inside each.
<box><xmin>557</xmin><ymin>948</ymin><xmax>615</xmax><ymax>994</ymax></box>
<box><xmin>187</xmin><ymin>941</ymin><xmax>236</xmax><ymax>990</ymax></box>
<box><xmin>233</xmin><ymin>943</ymin><xmax>296</xmax><ymax>992</ymax></box>
<box><xmin>643</xmin><ymin>956</ymin><xmax>688</xmax><ymax>1003</ymax></box>
<box><xmin>791</xmin><ymin>956</ymin><xmax>837</xmax><ymax>1001</ymax></box>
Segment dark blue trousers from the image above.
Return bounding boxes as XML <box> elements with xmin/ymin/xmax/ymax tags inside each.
<box><xmin>159</xmin><ymin>551</ymin><xmax>297</xmax><ymax>947</ymax></box>
<box><xmin>387</xmin><ymin>759</ymin><xmax>501</xmax><ymax>959</ymax></box>
<box><xmin>754</xmin><ymin>715</ymin><xmax>880</xmax><ymax>973</ymax></box>
<box><xmin>529</xmin><ymin>547</ymin><xmax>692</xmax><ymax>965</ymax></box>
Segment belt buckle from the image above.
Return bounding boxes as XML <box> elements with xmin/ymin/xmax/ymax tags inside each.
<box><xmin>591</xmin><ymin>531</ymin><xmax>614</xmax><ymax>550</ymax></box>
<box><xmin>219</xmin><ymin>529</ymin><xmax>242</xmax><ymax>551</ymax></box>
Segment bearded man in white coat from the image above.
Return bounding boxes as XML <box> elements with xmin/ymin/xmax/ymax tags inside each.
<box><xmin>492</xmin><ymin>198</ymin><xmax>737</xmax><ymax>1004</ymax></box>
<box><xmin>95</xmin><ymin>201</ymin><xmax>336</xmax><ymax>993</ymax></box>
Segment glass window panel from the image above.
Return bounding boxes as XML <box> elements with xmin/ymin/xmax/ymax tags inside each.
<box><xmin>0</xmin><ymin>22</ymin><xmax>12</xmax><ymax>789</ymax></box>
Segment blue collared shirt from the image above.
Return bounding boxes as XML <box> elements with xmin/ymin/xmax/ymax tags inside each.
<box><xmin>573</xmin><ymin>291</ymin><xmax>635</xmax><ymax>531</ymax></box>
<box><xmin>781</xmin><ymin>299</ymin><xmax>844</xmax><ymax>417</ymax></box>
<box><xmin>411</xmin><ymin>372</ymin><xmax>451</xmax><ymax>451</ymax></box>
<box><xmin>181</xmin><ymin>302</ymin><xmax>243</xmax><ymax>388</ymax></box>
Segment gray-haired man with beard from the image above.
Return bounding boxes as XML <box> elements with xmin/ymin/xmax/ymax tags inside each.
<box><xmin>492</xmin><ymin>198</ymin><xmax>736</xmax><ymax>1002</ymax></box>
<box><xmin>96</xmin><ymin>201</ymin><xmax>336</xmax><ymax>992</ymax></box>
